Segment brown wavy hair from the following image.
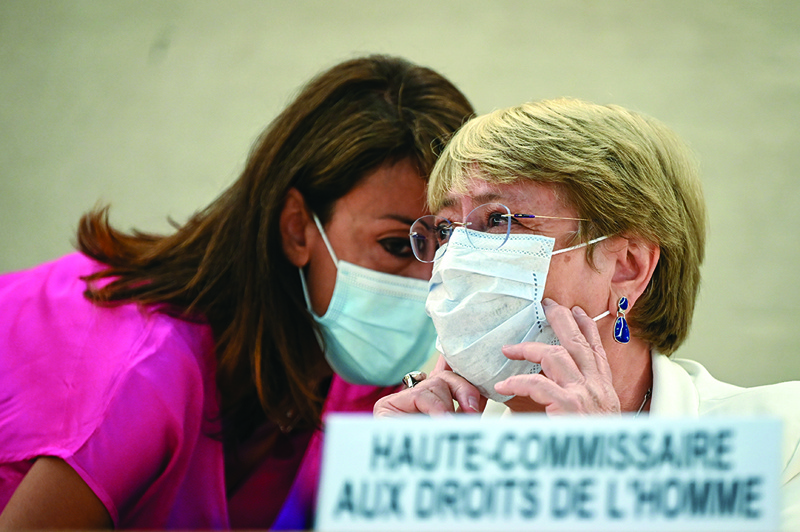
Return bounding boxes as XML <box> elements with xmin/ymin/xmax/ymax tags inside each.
<box><xmin>77</xmin><ymin>55</ymin><xmax>474</xmax><ymax>441</ymax></box>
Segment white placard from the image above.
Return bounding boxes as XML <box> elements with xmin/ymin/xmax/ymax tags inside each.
<box><xmin>315</xmin><ymin>414</ymin><xmax>781</xmax><ymax>531</ymax></box>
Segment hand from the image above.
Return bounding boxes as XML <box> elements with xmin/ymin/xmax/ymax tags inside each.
<box><xmin>494</xmin><ymin>298</ymin><xmax>621</xmax><ymax>415</ymax></box>
<box><xmin>373</xmin><ymin>356</ymin><xmax>487</xmax><ymax>417</ymax></box>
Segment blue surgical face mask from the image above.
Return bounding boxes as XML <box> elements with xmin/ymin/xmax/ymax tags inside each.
<box><xmin>298</xmin><ymin>214</ymin><xmax>436</xmax><ymax>386</ymax></box>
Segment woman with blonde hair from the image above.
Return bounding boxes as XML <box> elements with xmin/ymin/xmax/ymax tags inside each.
<box><xmin>375</xmin><ymin>98</ymin><xmax>800</xmax><ymax>526</ymax></box>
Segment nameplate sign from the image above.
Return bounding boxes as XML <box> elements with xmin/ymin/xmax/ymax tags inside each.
<box><xmin>315</xmin><ymin>414</ymin><xmax>780</xmax><ymax>531</ymax></box>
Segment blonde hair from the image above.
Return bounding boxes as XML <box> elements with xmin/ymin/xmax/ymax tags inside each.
<box><xmin>429</xmin><ymin>98</ymin><xmax>706</xmax><ymax>354</ymax></box>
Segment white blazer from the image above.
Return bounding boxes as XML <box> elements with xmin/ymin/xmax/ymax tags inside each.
<box><xmin>651</xmin><ymin>352</ymin><xmax>800</xmax><ymax>530</ymax></box>
<box><xmin>487</xmin><ymin>352</ymin><xmax>800</xmax><ymax>528</ymax></box>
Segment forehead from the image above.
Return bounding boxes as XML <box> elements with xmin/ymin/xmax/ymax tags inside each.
<box><xmin>333</xmin><ymin>158</ymin><xmax>427</xmax><ymax>221</ymax></box>
<box><xmin>438</xmin><ymin>178</ymin><xmax>572</xmax><ymax>217</ymax></box>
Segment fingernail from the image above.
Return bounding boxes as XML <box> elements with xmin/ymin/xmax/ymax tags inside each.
<box><xmin>501</xmin><ymin>344</ymin><xmax>517</xmax><ymax>356</ymax></box>
<box><xmin>572</xmin><ymin>306</ymin><xmax>587</xmax><ymax>317</ymax></box>
<box><xmin>542</xmin><ymin>298</ymin><xmax>555</xmax><ymax>306</ymax></box>
<box><xmin>468</xmin><ymin>396</ymin><xmax>479</xmax><ymax>412</ymax></box>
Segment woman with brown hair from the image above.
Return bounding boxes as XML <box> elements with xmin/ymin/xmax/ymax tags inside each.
<box><xmin>0</xmin><ymin>55</ymin><xmax>474</xmax><ymax>529</ymax></box>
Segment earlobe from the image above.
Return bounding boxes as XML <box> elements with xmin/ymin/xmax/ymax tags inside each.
<box><xmin>610</xmin><ymin>236</ymin><xmax>660</xmax><ymax>308</ymax></box>
<box><xmin>280</xmin><ymin>188</ymin><xmax>313</xmax><ymax>267</ymax></box>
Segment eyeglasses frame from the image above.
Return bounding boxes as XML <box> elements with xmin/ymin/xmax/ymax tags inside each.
<box><xmin>409</xmin><ymin>203</ymin><xmax>591</xmax><ymax>263</ymax></box>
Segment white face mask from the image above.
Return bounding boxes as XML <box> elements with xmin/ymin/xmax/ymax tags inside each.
<box><xmin>299</xmin><ymin>214</ymin><xmax>436</xmax><ymax>386</ymax></box>
<box><xmin>425</xmin><ymin>228</ymin><xmax>607</xmax><ymax>402</ymax></box>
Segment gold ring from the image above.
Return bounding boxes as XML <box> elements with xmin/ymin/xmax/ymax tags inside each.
<box><xmin>402</xmin><ymin>371</ymin><xmax>426</xmax><ymax>389</ymax></box>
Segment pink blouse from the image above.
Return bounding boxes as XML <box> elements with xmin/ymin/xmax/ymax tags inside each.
<box><xmin>0</xmin><ymin>253</ymin><xmax>398</xmax><ymax>528</ymax></box>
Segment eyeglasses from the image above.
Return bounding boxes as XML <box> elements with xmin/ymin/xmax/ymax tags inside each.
<box><xmin>409</xmin><ymin>202</ymin><xmax>589</xmax><ymax>263</ymax></box>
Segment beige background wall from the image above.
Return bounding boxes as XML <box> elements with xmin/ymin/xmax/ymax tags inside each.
<box><xmin>1</xmin><ymin>1</ymin><xmax>799</xmax><ymax>387</ymax></box>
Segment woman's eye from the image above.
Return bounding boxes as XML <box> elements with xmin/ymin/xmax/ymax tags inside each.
<box><xmin>486</xmin><ymin>212</ymin><xmax>509</xmax><ymax>229</ymax></box>
<box><xmin>434</xmin><ymin>223</ymin><xmax>452</xmax><ymax>244</ymax></box>
<box><xmin>380</xmin><ymin>237</ymin><xmax>413</xmax><ymax>258</ymax></box>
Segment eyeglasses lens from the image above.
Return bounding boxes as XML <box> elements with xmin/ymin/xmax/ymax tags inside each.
<box><xmin>410</xmin><ymin>203</ymin><xmax>517</xmax><ymax>262</ymax></box>
<box><xmin>464</xmin><ymin>203</ymin><xmax>512</xmax><ymax>250</ymax></box>
<box><xmin>410</xmin><ymin>215</ymin><xmax>452</xmax><ymax>263</ymax></box>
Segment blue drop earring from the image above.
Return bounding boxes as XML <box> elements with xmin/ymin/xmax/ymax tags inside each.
<box><xmin>614</xmin><ymin>296</ymin><xmax>630</xmax><ymax>344</ymax></box>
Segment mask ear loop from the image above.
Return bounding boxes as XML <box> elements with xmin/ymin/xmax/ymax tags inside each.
<box><xmin>298</xmin><ymin>212</ymin><xmax>338</xmax><ymax>322</ymax></box>
<box><xmin>549</xmin><ymin>235</ymin><xmax>611</xmax><ymax>322</ymax></box>
<box><xmin>311</xmin><ymin>213</ymin><xmax>339</xmax><ymax>266</ymax></box>
<box><xmin>592</xmin><ymin>310</ymin><xmax>610</xmax><ymax>322</ymax></box>
<box><xmin>298</xmin><ymin>267</ymin><xmax>327</xmax><ymax>354</ymax></box>
<box><xmin>551</xmin><ymin>235</ymin><xmax>608</xmax><ymax>255</ymax></box>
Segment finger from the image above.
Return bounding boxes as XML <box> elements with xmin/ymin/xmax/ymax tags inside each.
<box><xmin>416</xmin><ymin>377</ymin><xmax>461</xmax><ymax>414</ymax></box>
<box><xmin>389</xmin><ymin>388</ymin><xmax>453</xmax><ymax>416</ymax></box>
<box><xmin>426</xmin><ymin>358</ymin><xmax>482</xmax><ymax>413</ymax></box>
<box><xmin>433</xmin><ymin>371</ymin><xmax>484</xmax><ymax>413</ymax></box>
<box><xmin>501</xmin><ymin>341</ymin><xmax>547</xmax><ymax>364</ymax></box>
<box><xmin>543</xmin><ymin>298</ymin><xmax>598</xmax><ymax>375</ymax></box>
<box><xmin>373</xmin><ymin>390</ymin><xmax>438</xmax><ymax>417</ymax></box>
<box><xmin>502</xmin><ymin>342</ymin><xmax>584</xmax><ymax>386</ymax></box>
<box><xmin>456</xmin><ymin>394</ymin><xmax>488</xmax><ymax>414</ymax></box>
<box><xmin>494</xmin><ymin>373</ymin><xmax>572</xmax><ymax>412</ymax></box>
<box><xmin>374</xmin><ymin>372</ymin><xmax>483</xmax><ymax>416</ymax></box>
<box><xmin>373</xmin><ymin>380</ymin><xmax>453</xmax><ymax>417</ymax></box>
<box><xmin>413</xmin><ymin>388</ymin><xmax>456</xmax><ymax>416</ymax></box>
<box><xmin>571</xmin><ymin>306</ymin><xmax>612</xmax><ymax>381</ymax></box>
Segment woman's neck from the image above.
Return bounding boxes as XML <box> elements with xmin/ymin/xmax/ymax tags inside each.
<box><xmin>608</xmin><ymin>337</ymin><xmax>653</xmax><ymax>414</ymax></box>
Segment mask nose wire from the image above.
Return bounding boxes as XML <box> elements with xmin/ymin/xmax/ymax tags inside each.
<box><xmin>311</xmin><ymin>213</ymin><xmax>340</xmax><ymax>267</ymax></box>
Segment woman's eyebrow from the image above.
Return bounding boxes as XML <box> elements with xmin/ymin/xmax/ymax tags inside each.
<box><xmin>472</xmin><ymin>192</ymin><xmax>504</xmax><ymax>204</ymax></box>
<box><xmin>380</xmin><ymin>213</ymin><xmax>417</xmax><ymax>225</ymax></box>
<box><xmin>439</xmin><ymin>192</ymin><xmax>504</xmax><ymax>210</ymax></box>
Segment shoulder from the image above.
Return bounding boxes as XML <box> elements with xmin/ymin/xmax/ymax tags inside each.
<box><xmin>0</xmin><ymin>252</ymin><xmax>99</xmax><ymax>297</ymax></box>
<box><xmin>659</xmin><ymin>355</ymin><xmax>800</xmax><ymax>488</ymax></box>
<box><xmin>1</xmin><ymin>255</ymin><xmax>222</xmax><ymax>528</ymax></box>
<box><xmin>666</xmin><ymin>356</ymin><xmax>800</xmax><ymax>418</ymax></box>
<box><xmin>653</xmin><ymin>353</ymin><xmax>800</xmax><ymax>415</ymax></box>
<box><xmin>0</xmin><ymin>253</ymin><xmax>217</xmax><ymax>462</ymax></box>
